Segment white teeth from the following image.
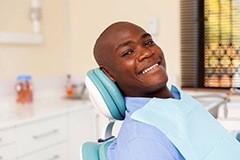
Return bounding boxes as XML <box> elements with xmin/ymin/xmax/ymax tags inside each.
<box><xmin>141</xmin><ymin>63</ymin><xmax>159</xmax><ymax>75</ymax></box>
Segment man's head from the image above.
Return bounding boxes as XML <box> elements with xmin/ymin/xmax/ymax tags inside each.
<box><xmin>94</xmin><ymin>21</ymin><xmax>169</xmax><ymax>98</ymax></box>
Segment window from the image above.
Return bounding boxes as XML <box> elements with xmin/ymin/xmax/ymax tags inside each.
<box><xmin>181</xmin><ymin>0</ymin><xmax>240</xmax><ymax>89</ymax></box>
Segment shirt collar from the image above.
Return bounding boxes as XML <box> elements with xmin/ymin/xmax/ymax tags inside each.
<box><xmin>125</xmin><ymin>85</ymin><xmax>181</xmax><ymax>114</ymax></box>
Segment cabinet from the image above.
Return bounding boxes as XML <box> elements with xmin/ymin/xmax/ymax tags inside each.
<box><xmin>18</xmin><ymin>143</ymin><xmax>68</xmax><ymax>160</ymax></box>
<box><xmin>67</xmin><ymin>107</ymin><xmax>95</xmax><ymax>160</ymax></box>
<box><xmin>0</xmin><ymin>100</ymin><xmax>96</xmax><ymax>160</ymax></box>
<box><xmin>0</xmin><ymin>144</ymin><xmax>16</xmax><ymax>160</ymax></box>
<box><xmin>16</xmin><ymin>115</ymin><xmax>67</xmax><ymax>158</ymax></box>
<box><xmin>0</xmin><ymin>127</ymin><xmax>16</xmax><ymax>160</ymax></box>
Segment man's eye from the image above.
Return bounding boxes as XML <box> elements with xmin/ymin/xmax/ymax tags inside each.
<box><xmin>122</xmin><ymin>50</ymin><xmax>134</xmax><ymax>57</ymax></box>
<box><xmin>145</xmin><ymin>40</ymin><xmax>155</xmax><ymax>46</ymax></box>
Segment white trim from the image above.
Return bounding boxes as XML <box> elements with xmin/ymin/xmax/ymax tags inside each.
<box><xmin>0</xmin><ymin>0</ymin><xmax>42</xmax><ymax>44</ymax></box>
<box><xmin>0</xmin><ymin>33</ymin><xmax>42</xmax><ymax>44</ymax></box>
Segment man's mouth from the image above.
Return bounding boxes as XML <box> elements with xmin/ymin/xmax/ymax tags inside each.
<box><xmin>140</xmin><ymin>63</ymin><xmax>160</xmax><ymax>75</ymax></box>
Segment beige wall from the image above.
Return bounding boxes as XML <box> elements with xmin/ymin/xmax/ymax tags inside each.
<box><xmin>0</xmin><ymin>0</ymin><xmax>180</xmax><ymax>85</ymax></box>
<box><xmin>0</xmin><ymin>0</ymin><xmax>32</xmax><ymax>33</ymax></box>
<box><xmin>69</xmin><ymin>0</ymin><xmax>180</xmax><ymax>84</ymax></box>
<box><xmin>0</xmin><ymin>0</ymin><xmax>69</xmax><ymax>81</ymax></box>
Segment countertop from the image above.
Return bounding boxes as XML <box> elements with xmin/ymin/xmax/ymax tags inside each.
<box><xmin>0</xmin><ymin>90</ymin><xmax>92</xmax><ymax>129</ymax></box>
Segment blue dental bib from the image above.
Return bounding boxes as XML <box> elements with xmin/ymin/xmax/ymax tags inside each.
<box><xmin>131</xmin><ymin>88</ymin><xmax>240</xmax><ymax>160</ymax></box>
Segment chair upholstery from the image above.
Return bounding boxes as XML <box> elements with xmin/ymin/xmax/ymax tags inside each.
<box><xmin>82</xmin><ymin>142</ymin><xmax>101</xmax><ymax>160</ymax></box>
<box><xmin>82</xmin><ymin>138</ymin><xmax>116</xmax><ymax>160</ymax></box>
<box><xmin>85</xmin><ymin>69</ymin><xmax>125</xmax><ymax>120</ymax></box>
<box><xmin>82</xmin><ymin>68</ymin><xmax>126</xmax><ymax>160</ymax></box>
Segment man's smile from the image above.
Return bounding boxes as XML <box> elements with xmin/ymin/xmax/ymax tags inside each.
<box><xmin>140</xmin><ymin>63</ymin><xmax>159</xmax><ymax>75</ymax></box>
<box><xmin>139</xmin><ymin>60</ymin><xmax>163</xmax><ymax>75</ymax></box>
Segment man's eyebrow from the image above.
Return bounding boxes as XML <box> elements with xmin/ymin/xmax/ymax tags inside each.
<box><xmin>141</xmin><ymin>33</ymin><xmax>151</xmax><ymax>39</ymax></box>
<box><xmin>115</xmin><ymin>40</ymin><xmax>133</xmax><ymax>52</ymax></box>
<box><xmin>115</xmin><ymin>33</ymin><xmax>151</xmax><ymax>52</ymax></box>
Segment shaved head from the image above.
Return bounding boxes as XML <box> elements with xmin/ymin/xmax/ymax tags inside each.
<box><xmin>93</xmin><ymin>21</ymin><xmax>171</xmax><ymax>98</ymax></box>
<box><xmin>93</xmin><ymin>22</ymin><xmax>145</xmax><ymax>68</ymax></box>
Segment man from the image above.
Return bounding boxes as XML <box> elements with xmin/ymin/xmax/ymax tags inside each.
<box><xmin>94</xmin><ymin>21</ymin><xmax>185</xmax><ymax>160</ymax></box>
<box><xmin>93</xmin><ymin>21</ymin><xmax>240</xmax><ymax>160</ymax></box>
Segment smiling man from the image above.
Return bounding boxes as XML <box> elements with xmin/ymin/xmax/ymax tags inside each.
<box><xmin>92</xmin><ymin>21</ymin><xmax>240</xmax><ymax>160</ymax></box>
<box><xmin>94</xmin><ymin>22</ymin><xmax>185</xmax><ymax>160</ymax></box>
<box><xmin>94</xmin><ymin>22</ymin><xmax>172</xmax><ymax>99</ymax></box>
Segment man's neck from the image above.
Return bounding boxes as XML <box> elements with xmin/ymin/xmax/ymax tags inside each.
<box><xmin>154</xmin><ymin>87</ymin><xmax>173</xmax><ymax>99</ymax></box>
<box><xmin>142</xmin><ymin>85</ymin><xmax>173</xmax><ymax>99</ymax></box>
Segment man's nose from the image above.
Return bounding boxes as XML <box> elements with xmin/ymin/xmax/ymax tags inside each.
<box><xmin>138</xmin><ymin>48</ymin><xmax>153</xmax><ymax>62</ymax></box>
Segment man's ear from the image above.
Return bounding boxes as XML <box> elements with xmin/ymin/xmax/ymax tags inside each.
<box><xmin>100</xmin><ymin>67</ymin><xmax>116</xmax><ymax>83</ymax></box>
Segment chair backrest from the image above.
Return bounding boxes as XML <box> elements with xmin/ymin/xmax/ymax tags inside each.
<box><xmin>85</xmin><ymin>68</ymin><xmax>126</xmax><ymax>120</ymax></box>
<box><xmin>82</xmin><ymin>68</ymin><xmax>126</xmax><ymax>160</ymax></box>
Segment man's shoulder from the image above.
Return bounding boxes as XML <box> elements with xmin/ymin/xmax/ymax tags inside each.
<box><xmin>107</xmin><ymin>116</ymin><xmax>183</xmax><ymax>160</ymax></box>
<box><xmin>117</xmin><ymin>115</ymin><xmax>168</xmax><ymax>145</ymax></box>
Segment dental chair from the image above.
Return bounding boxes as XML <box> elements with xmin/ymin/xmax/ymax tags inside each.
<box><xmin>81</xmin><ymin>68</ymin><xmax>126</xmax><ymax>160</ymax></box>
<box><xmin>81</xmin><ymin>69</ymin><xmax>240</xmax><ymax>160</ymax></box>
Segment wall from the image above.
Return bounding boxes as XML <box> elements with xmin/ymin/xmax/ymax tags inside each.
<box><xmin>0</xmin><ymin>0</ymin><xmax>69</xmax><ymax>81</ymax></box>
<box><xmin>0</xmin><ymin>0</ymin><xmax>181</xmax><ymax>86</ymax></box>
<box><xmin>68</xmin><ymin>0</ymin><xmax>181</xmax><ymax>85</ymax></box>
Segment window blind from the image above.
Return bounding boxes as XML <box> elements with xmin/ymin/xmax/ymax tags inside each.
<box><xmin>180</xmin><ymin>1</ymin><xmax>201</xmax><ymax>87</ymax></box>
<box><xmin>181</xmin><ymin>0</ymin><xmax>240</xmax><ymax>88</ymax></box>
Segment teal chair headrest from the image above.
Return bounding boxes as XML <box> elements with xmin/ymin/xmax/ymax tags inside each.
<box><xmin>85</xmin><ymin>68</ymin><xmax>126</xmax><ymax>120</ymax></box>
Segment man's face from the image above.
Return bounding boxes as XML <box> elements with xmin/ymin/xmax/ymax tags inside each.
<box><xmin>103</xmin><ymin>24</ymin><xmax>168</xmax><ymax>97</ymax></box>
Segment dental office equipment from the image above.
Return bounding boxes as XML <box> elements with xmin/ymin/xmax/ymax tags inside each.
<box><xmin>82</xmin><ymin>69</ymin><xmax>125</xmax><ymax>160</ymax></box>
<box><xmin>193</xmin><ymin>94</ymin><xmax>228</xmax><ymax>118</ymax></box>
<box><xmin>230</xmin><ymin>87</ymin><xmax>240</xmax><ymax>94</ymax></box>
<box><xmin>82</xmin><ymin>68</ymin><xmax>240</xmax><ymax>160</ymax></box>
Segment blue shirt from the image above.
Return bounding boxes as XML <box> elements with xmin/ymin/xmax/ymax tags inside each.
<box><xmin>107</xmin><ymin>88</ymin><xmax>185</xmax><ymax>160</ymax></box>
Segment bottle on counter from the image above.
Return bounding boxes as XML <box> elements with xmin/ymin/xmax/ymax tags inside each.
<box><xmin>15</xmin><ymin>75</ymin><xmax>33</xmax><ymax>104</ymax></box>
<box><xmin>65</xmin><ymin>74</ymin><xmax>75</xmax><ymax>97</ymax></box>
